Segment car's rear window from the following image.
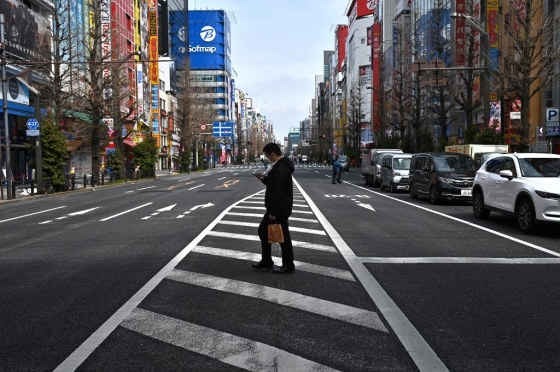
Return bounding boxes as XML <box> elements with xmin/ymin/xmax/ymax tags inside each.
<box><xmin>519</xmin><ymin>158</ymin><xmax>560</xmax><ymax>177</ymax></box>
<box><xmin>393</xmin><ymin>158</ymin><xmax>411</xmax><ymax>170</ymax></box>
<box><xmin>433</xmin><ymin>156</ymin><xmax>477</xmax><ymax>172</ymax></box>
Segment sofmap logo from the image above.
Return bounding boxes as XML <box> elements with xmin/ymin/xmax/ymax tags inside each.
<box><xmin>200</xmin><ymin>26</ymin><xmax>216</xmax><ymax>42</ymax></box>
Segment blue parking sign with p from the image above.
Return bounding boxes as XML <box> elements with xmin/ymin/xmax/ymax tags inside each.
<box><xmin>546</xmin><ymin>108</ymin><xmax>560</xmax><ymax>136</ymax></box>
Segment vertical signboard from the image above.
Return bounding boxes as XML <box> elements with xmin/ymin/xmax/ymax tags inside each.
<box><xmin>455</xmin><ymin>0</ymin><xmax>466</xmax><ymax>66</ymax></box>
<box><xmin>546</xmin><ymin>109</ymin><xmax>560</xmax><ymax>136</ymax></box>
<box><xmin>149</xmin><ymin>0</ymin><xmax>159</xmax><ymax>141</ymax></box>
<box><xmin>371</xmin><ymin>22</ymin><xmax>381</xmax><ymax>131</ymax></box>
<box><xmin>101</xmin><ymin>0</ymin><xmax>111</xmax><ymax>99</ymax></box>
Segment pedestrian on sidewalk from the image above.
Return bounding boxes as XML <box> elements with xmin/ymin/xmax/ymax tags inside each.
<box><xmin>332</xmin><ymin>155</ymin><xmax>343</xmax><ymax>184</ymax></box>
<box><xmin>252</xmin><ymin>143</ymin><xmax>296</xmax><ymax>274</ymax></box>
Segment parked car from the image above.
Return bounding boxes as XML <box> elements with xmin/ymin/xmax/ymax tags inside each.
<box><xmin>472</xmin><ymin>153</ymin><xmax>560</xmax><ymax>233</ymax></box>
<box><xmin>362</xmin><ymin>149</ymin><xmax>403</xmax><ymax>186</ymax></box>
<box><xmin>380</xmin><ymin>153</ymin><xmax>412</xmax><ymax>193</ymax></box>
<box><xmin>338</xmin><ymin>155</ymin><xmax>349</xmax><ymax>172</ymax></box>
<box><xmin>409</xmin><ymin>152</ymin><xmax>477</xmax><ymax>204</ymax></box>
<box><xmin>473</xmin><ymin>152</ymin><xmax>507</xmax><ymax>168</ymax></box>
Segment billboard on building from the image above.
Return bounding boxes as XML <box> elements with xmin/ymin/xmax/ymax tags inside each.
<box><xmin>170</xmin><ymin>10</ymin><xmax>231</xmax><ymax>73</ymax></box>
<box><xmin>347</xmin><ymin>0</ymin><xmax>376</xmax><ymax>26</ymax></box>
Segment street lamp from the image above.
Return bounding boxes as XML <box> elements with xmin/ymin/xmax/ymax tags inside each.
<box><xmin>450</xmin><ymin>12</ymin><xmax>491</xmax><ymax>128</ymax></box>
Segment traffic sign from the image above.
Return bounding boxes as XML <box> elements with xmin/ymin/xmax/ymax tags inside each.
<box><xmin>200</xmin><ymin>124</ymin><xmax>207</xmax><ymax>131</ymax></box>
<box><xmin>26</xmin><ymin>129</ymin><xmax>40</xmax><ymax>136</ymax></box>
<box><xmin>26</xmin><ymin>118</ymin><xmax>39</xmax><ymax>130</ymax></box>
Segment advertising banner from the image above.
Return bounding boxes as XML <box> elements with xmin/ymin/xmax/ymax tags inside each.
<box><xmin>372</xmin><ymin>23</ymin><xmax>381</xmax><ymax>131</ymax></box>
<box><xmin>169</xmin><ymin>10</ymin><xmax>231</xmax><ymax>73</ymax></box>
<box><xmin>395</xmin><ymin>0</ymin><xmax>411</xmax><ymax>15</ymax></box>
<box><xmin>347</xmin><ymin>0</ymin><xmax>376</xmax><ymax>26</ymax></box>
<box><xmin>149</xmin><ymin>0</ymin><xmax>159</xmax><ymax>139</ymax></box>
<box><xmin>336</xmin><ymin>25</ymin><xmax>348</xmax><ymax>73</ymax></box>
<box><xmin>455</xmin><ymin>0</ymin><xmax>466</xmax><ymax>66</ymax></box>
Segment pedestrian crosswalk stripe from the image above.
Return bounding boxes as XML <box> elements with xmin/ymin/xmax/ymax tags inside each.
<box><xmin>193</xmin><ymin>246</ymin><xmax>356</xmax><ymax>281</ymax></box>
<box><xmin>217</xmin><ymin>221</ymin><xmax>325</xmax><ymax>235</ymax></box>
<box><xmin>206</xmin><ymin>232</ymin><xmax>337</xmax><ymax>253</ymax></box>
<box><xmin>226</xmin><ymin>212</ymin><xmax>319</xmax><ymax>223</ymax></box>
<box><xmin>232</xmin><ymin>206</ymin><xmax>313</xmax><ymax>214</ymax></box>
<box><xmin>167</xmin><ymin>270</ymin><xmax>387</xmax><ymax>332</ymax></box>
<box><xmin>121</xmin><ymin>308</ymin><xmax>341</xmax><ymax>372</ymax></box>
<box><xmin>360</xmin><ymin>257</ymin><xmax>560</xmax><ymax>264</ymax></box>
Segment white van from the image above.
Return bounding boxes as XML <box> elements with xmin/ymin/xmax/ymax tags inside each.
<box><xmin>380</xmin><ymin>153</ymin><xmax>412</xmax><ymax>193</ymax></box>
<box><xmin>363</xmin><ymin>149</ymin><xmax>403</xmax><ymax>186</ymax></box>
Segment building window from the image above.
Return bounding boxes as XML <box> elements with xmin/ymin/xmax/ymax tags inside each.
<box><xmin>159</xmin><ymin>79</ymin><xmax>165</xmax><ymax>91</ymax></box>
<box><xmin>361</xmin><ymin>38</ymin><xmax>365</xmax><ymax>44</ymax></box>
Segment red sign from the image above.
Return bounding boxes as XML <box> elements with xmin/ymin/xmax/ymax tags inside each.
<box><xmin>347</xmin><ymin>0</ymin><xmax>376</xmax><ymax>26</ymax></box>
<box><xmin>455</xmin><ymin>0</ymin><xmax>466</xmax><ymax>66</ymax></box>
<box><xmin>336</xmin><ymin>25</ymin><xmax>348</xmax><ymax>73</ymax></box>
<box><xmin>371</xmin><ymin>22</ymin><xmax>381</xmax><ymax>131</ymax></box>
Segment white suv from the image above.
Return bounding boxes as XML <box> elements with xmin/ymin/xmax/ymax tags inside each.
<box><xmin>472</xmin><ymin>153</ymin><xmax>560</xmax><ymax>233</ymax></box>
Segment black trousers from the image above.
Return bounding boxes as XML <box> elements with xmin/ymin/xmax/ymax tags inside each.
<box><xmin>258</xmin><ymin>214</ymin><xmax>294</xmax><ymax>268</ymax></box>
<box><xmin>332</xmin><ymin>170</ymin><xmax>341</xmax><ymax>183</ymax></box>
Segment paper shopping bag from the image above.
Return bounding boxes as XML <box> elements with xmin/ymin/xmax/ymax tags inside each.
<box><xmin>268</xmin><ymin>224</ymin><xmax>285</xmax><ymax>243</ymax></box>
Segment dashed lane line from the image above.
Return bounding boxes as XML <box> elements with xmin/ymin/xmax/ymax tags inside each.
<box><xmin>206</xmin><ymin>231</ymin><xmax>337</xmax><ymax>253</ymax></box>
<box><xmin>188</xmin><ymin>184</ymin><xmax>205</xmax><ymax>190</ymax></box>
<box><xmin>121</xmin><ymin>309</ymin><xmax>340</xmax><ymax>372</ymax></box>
<box><xmin>99</xmin><ymin>203</ymin><xmax>153</xmax><ymax>222</ymax></box>
<box><xmin>0</xmin><ymin>206</ymin><xmax>67</xmax><ymax>224</ymax></box>
<box><xmin>167</xmin><ymin>270</ymin><xmax>387</xmax><ymax>332</ymax></box>
<box><xmin>193</xmin><ymin>246</ymin><xmax>355</xmax><ymax>281</ymax></box>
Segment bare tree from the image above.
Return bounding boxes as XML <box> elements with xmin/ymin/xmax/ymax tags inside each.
<box><xmin>494</xmin><ymin>0</ymin><xmax>559</xmax><ymax>150</ymax></box>
<box><xmin>346</xmin><ymin>78</ymin><xmax>369</xmax><ymax>165</ymax></box>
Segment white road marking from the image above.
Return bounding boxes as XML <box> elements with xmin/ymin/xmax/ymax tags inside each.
<box><xmin>190</xmin><ymin>202</ymin><xmax>214</xmax><ymax>210</ymax></box>
<box><xmin>168</xmin><ymin>270</ymin><xmax>386</xmax><ymax>332</ymax></box>
<box><xmin>236</xmin><ymin>201</ymin><xmax>264</xmax><ymax>204</ymax></box>
<box><xmin>217</xmin><ymin>221</ymin><xmax>325</xmax><ymax>235</ymax></box>
<box><xmin>56</xmin><ymin>217</ymin><xmax>67</xmax><ymax>220</ymax></box>
<box><xmin>293</xmin><ymin>178</ymin><xmax>449</xmax><ymax>372</ymax></box>
<box><xmin>194</xmin><ymin>246</ymin><xmax>355</xmax><ymax>281</ymax></box>
<box><xmin>206</xmin><ymin>231</ymin><xmax>337</xmax><ymax>252</ymax></box>
<box><xmin>360</xmin><ymin>257</ymin><xmax>560</xmax><ymax>264</ymax></box>
<box><xmin>99</xmin><ymin>203</ymin><xmax>153</xmax><ymax>221</ymax></box>
<box><xmin>121</xmin><ymin>309</ymin><xmax>340</xmax><ymax>372</ymax></box>
<box><xmin>67</xmin><ymin>207</ymin><xmax>99</xmax><ymax>216</ymax></box>
<box><xmin>218</xmin><ymin>177</ymin><xmax>227</xmax><ymax>180</ymax></box>
<box><xmin>54</xmin><ymin>190</ymin><xmax>268</xmax><ymax>372</ymax></box>
<box><xmin>0</xmin><ymin>206</ymin><xmax>66</xmax><ymax>224</ymax></box>
<box><xmin>293</xmin><ymin>204</ymin><xmax>310</xmax><ymax>208</ymax></box>
<box><xmin>38</xmin><ymin>221</ymin><xmax>52</xmax><ymax>224</ymax></box>
<box><xmin>156</xmin><ymin>204</ymin><xmax>177</xmax><ymax>212</ymax></box>
<box><xmin>346</xmin><ymin>182</ymin><xmax>560</xmax><ymax>258</ymax></box>
<box><xmin>136</xmin><ymin>186</ymin><xmax>156</xmax><ymax>191</ymax></box>
<box><xmin>188</xmin><ymin>184</ymin><xmax>205</xmax><ymax>190</ymax></box>
<box><xmin>357</xmin><ymin>203</ymin><xmax>376</xmax><ymax>212</ymax></box>
<box><xmin>231</xmin><ymin>206</ymin><xmax>313</xmax><ymax>214</ymax></box>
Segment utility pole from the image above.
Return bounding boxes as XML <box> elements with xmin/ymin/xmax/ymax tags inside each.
<box><xmin>0</xmin><ymin>14</ymin><xmax>12</xmax><ymax>200</ymax></box>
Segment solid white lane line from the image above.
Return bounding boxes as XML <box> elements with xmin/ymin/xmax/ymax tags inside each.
<box><xmin>193</xmin><ymin>246</ymin><xmax>355</xmax><ymax>281</ymax></box>
<box><xmin>206</xmin><ymin>231</ymin><xmax>337</xmax><ymax>253</ymax></box>
<box><xmin>99</xmin><ymin>203</ymin><xmax>153</xmax><ymax>222</ymax></box>
<box><xmin>293</xmin><ymin>178</ymin><xmax>449</xmax><ymax>372</ymax></box>
<box><xmin>0</xmin><ymin>206</ymin><xmax>67</xmax><ymax>224</ymax></box>
<box><xmin>121</xmin><ymin>309</ymin><xmax>340</xmax><ymax>372</ymax></box>
<box><xmin>360</xmin><ymin>257</ymin><xmax>560</xmax><ymax>264</ymax></box>
<box><xmin>217</xmin><ymin>221</ymin><xmax>325</xmax><ymax>235</ymax></box>
<box><xmin>167</xmin><ymin>270</ymin><xmax>386</xmax><ymax>332</ymax></box>
<box><xmin>188</xmin><ymin>184</ymin><xmax>205</xmax><ymax>190</ymax></box>
<box><xmin>346</xmin><ymin>182</ymin><xmax>560</xmax><ymax>259</ymax></box>
<box><xmin>54</xmin><ymin>191</ymin><xmax>267</xmax><ymax>372</ymax></box>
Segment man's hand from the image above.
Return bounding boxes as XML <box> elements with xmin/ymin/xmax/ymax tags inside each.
<box><xmin>256</xmin><ymin>173</ymin><xmax>265</xmax><ymax>181</ymax></box>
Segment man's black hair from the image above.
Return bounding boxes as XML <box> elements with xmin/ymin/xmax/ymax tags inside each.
<box><xmin>263</xmin><ymin>143</ymin><xmax>282</xmax><ymax>156</ymax></box>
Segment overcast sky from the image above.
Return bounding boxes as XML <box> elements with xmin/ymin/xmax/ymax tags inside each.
<box><xmin>190</xmin><ymin>0</ymin><xmax>348</xmax><ymax>143</ymax></box>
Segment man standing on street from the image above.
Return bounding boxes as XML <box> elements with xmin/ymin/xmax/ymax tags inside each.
<box><xmin>332</xmin><ymin>155</ymin><xmax>343</xmax><ymax>184</ymax></box>
<box><xmin>252</xmin><ymin>143</ymin><xmax>296</xmax><ymax>274</ymax></box>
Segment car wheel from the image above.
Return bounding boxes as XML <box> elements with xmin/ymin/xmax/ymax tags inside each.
<box><xmin>516</xmin><ymin>198</ymin><xmax>536</xmax><ymax>233</ymax></box>
<box><xmin>472</xmin><ymin>190</ymin><xmax>490</xmax><ymax>219</ymax></box>
<box><xmin>429</xmin><ymin>186</ymin><xmax>439</xmax><ymax>204</ymax></box>
<box><xmin>380</xmin><ymin>180</ymin><xmax>385</xmax><ymax>190</ymax></box>
<box><xmin>390</xmin><ymin>182</ymin><xmax>397</xmax><ymax>193</ymax></box>
<box><xmin>409</xmin><ymin>182</ymin><xmax>418</xmax><ymax>199</ymax></box>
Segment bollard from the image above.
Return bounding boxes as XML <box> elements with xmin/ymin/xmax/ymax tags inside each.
<box><xmin>12</xmin><ymin>182</ymin><xmax>16</xmax><ymax>199</ymax></box>
<box><xmin>71</xmin><ymin>175</ymin><xmax>75</xmax><ymax>190</ymax></box>
<box><xmin>31</xmin><ymin>181</ymin><xmax>35</xmax><ymax>196</ymax></box>
<box><xmin>83</xmin><ymin>174</ymin><xmax>87</xmax><ymax>189</ymax></box>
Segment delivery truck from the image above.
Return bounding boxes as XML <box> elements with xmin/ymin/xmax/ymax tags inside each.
<box><xmin>444</xmin><ymin>144</ymin><xmax>509</xmax><ymax>167</ymax></box>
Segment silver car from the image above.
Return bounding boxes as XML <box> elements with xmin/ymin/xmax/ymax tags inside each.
<box><xmin>380</xmin><ymin>154</ymin><xmax>412</xmax><ymax>193</ymax></box>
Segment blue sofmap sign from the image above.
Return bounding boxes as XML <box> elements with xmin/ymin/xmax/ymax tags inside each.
<box><xmin>213</xmin><ymin>121</ymin><xmax>235</xmax><ymax>137</ymax></box>
<box><xmin>169</xmin><ymin>10</ymin><xmax>231</xmax><ymax>73</ymax></box>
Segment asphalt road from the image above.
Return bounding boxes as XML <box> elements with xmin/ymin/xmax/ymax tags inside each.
<box><xmin>1</xmin><ymin>164</ymin><xmax>560</xmax><ymax>371</ymax></box>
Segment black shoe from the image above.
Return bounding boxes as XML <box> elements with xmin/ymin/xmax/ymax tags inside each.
<box><xmin>272</xmin><ymin>266</ymin><xmax>295</xmax><ymax>274</ymax></box>
<box><xmin>252</xmin><ymin>261</ymin><xmax>274</xmax><ymax>270</ymax></box>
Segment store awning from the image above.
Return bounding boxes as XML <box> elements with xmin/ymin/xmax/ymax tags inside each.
<box><xmin>67</xmin><ymin>139</ymin><xmax>82</xmax><ymax>152</ymax></box>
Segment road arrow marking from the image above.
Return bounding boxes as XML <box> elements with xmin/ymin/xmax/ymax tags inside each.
<box><xmin>357</xmin><ymin>203</ymin><xmax>376</xmax><ymax>212</ymax></box>
<box><xmin>157</xmin><ymin>204</ymin><xmax>177</xmax><ymax>212</ymax></box>
<box><xmin>68</xmin><ymin>207</ymin><xmax>99</xmax><ymax>216</ymax></box>
<box><xmin>190</xmin><ymin>202</ymin><xmax>214</xmax><ymax>211</ymax></box>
